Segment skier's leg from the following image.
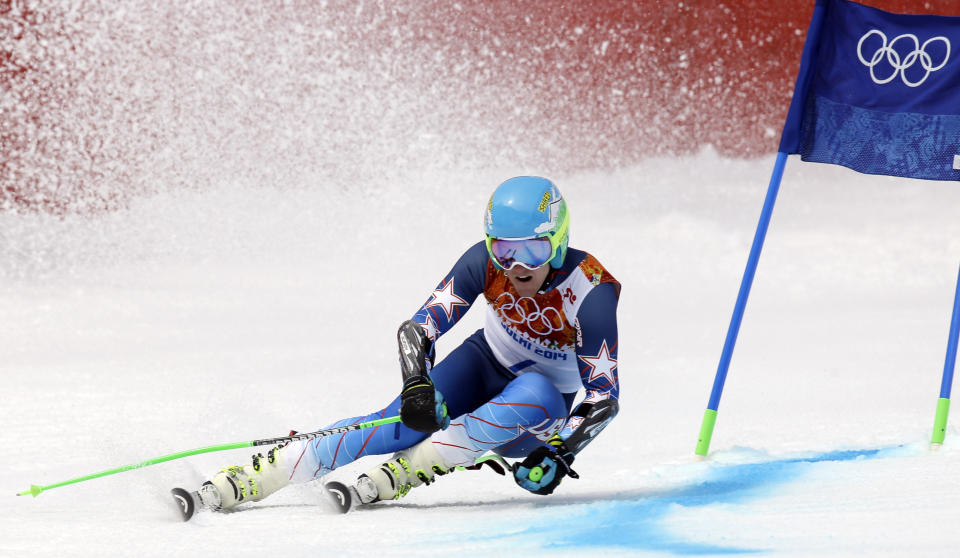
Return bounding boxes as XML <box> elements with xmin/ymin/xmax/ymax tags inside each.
<box><xmin>284</xmin><ymin>400</ymin><xmax>418</xmax><ymax>483</ymax></box>
<box><xmin>198</xmin><ymin>404</ymin><xmax>417</xmax><ymax>511</ymax></box>
<box><xmin>432</xmin><ymin>371</ymin><xmax>569</xmax><ymax>466</ymax></box>
<box><xmin>489</xmin><ymin>390</ymin><xmax>578</xmax><ymax>459</ymax></box>
<box><xmin>289</xmin><ymin>331</ymin><xmax>507</xmax><ymax>483</ymax></box>
<box><xmin>353</xmin><ymin>331</ymin><xmax>521</xmax><ymax>503</ymax></box>
<box><xmin>204</xmin><ymin>331</ymin><xmax>509</xmax><ymax>510</ymax></box>
<box><xmin>357</xmin><ymin>372</ymin><xmax>569</xmax><ymax>503</ymax></box>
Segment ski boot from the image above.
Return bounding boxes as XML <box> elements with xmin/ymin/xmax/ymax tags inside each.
<box><xmin>354</xmin><ymin>438</ymin><xmax>455</xmax><ymax>505</ymax></box>
<box><xmin>171</xmin><ymin>444</ymin><xmax>290</xmax><ymax>521</ymax></box>
<box><xmin>319</xmin><ymin>445</ymin><xmax>510</xmax><ymax>514</ymax></box>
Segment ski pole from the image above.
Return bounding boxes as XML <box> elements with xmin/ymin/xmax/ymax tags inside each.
<box><xmin>17</xmin><ymin>414</ymin><xmax>402</xmax><ymax>498</ymax></box>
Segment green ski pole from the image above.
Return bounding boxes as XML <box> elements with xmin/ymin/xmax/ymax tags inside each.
<box><xmin>17</xmin><ymin>415</ymin><xmax>402</xmax><ymax>498</ymax></box>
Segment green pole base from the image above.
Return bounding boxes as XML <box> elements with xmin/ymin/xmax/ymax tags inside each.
<box><xmin>932</xmin><ymin>397</ymin><xmax>950</xmax><ymax>445</ymax></box>
<box><xmin>16</xmin><ymin>485</ymin><xmax>44</xmax><ymax>497</ymax></box>
<box><xmin>696</xmin><ymin>408</ymin><xmax>718</xmax><ymax>457</ymax></box>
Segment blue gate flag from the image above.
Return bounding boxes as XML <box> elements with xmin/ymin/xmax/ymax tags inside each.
<box><xmin>780</xmin><ymin>0</ymin><xmax>960</xmax><ymax>181</ymax></box>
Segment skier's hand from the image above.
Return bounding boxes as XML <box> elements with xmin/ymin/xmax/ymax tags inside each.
<box><xmin>400</xmin><ymin>375</ymin><xmax>450</xmax><ymax>433</ymax></box>
<box><xmin>512</xmin><ymin>436</ymin><xmax>578</xmax><ymax>495</ymax></box>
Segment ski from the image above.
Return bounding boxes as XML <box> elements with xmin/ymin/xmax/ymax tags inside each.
<box><xmin>322</xmin><ymin>481</ymin><xmax>355</xmax><ymax>514</ymax></box>
<box><xmin>171</xmin><ymin>454</ymin><xmax>509</xmax><ymax>519</ymax></box>
<box><xmin>170</xmin><ymin>487</ymin><xmax>201</xmax><ymax>521</ymax></box>
<box><xmin>170</xmin><ymin>482</ymin><xmax>354</xmax><ymax>521</ymax></box>
<box><xmin>323</xmin><ymin>454</ymin><xmax>510</xmax><ymax>514</ymax></box>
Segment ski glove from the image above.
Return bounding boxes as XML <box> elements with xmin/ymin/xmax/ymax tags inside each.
<box><xmin>400</xmin><ymin>374</ymin><xmax>450</xmax><ymax>433</ymax></box>
<box><xmin>512</xmin><ymin>435</ymin><xmax>578</xmax><ymax>495</ymax></box>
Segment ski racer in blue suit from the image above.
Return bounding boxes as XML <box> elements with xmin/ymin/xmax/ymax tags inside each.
<box><xmin>196</xmin><ymin>176</ymin><xmax>621</xmax><ymax>511</ymax></box>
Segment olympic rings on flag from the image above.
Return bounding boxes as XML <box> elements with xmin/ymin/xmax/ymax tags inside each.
<box><xmin>857</xmin><ymin>29</ymin><xmax>951</xmax><ymax>87</ymax></box>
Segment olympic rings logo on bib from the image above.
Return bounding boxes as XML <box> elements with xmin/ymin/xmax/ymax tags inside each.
<box><xmin>495</xmin><ymin>292</ymin><xmax>565</xmax><ymax>335</ymax></box>
<box><xmin>856</xmin><ymin>30</ymin><xmax>951</xmax><ymax>87</ymax></box>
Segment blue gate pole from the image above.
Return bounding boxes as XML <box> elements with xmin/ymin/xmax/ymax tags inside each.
<box><xmin>931</xmin><ymin>263</ymin><xmax>960</xmax><ymax>447</ymax></box>
<box><xmin>696</xmin><ymin>151</ymin><xmax>789</xmax><ymax>457</ymax></box>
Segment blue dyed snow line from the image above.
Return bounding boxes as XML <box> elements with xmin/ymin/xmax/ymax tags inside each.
<box><xmin>482</xmin><ymin>447</ymin><xmax>892</xmax><ymax>556</ymax></box>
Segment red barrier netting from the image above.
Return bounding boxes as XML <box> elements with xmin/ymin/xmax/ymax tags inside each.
<box><xmin>3</xmin><ymin>1</ymin><xmax>957</xmax><ymax>213</ymax></box>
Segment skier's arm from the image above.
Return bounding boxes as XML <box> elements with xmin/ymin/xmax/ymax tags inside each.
<box><xmin>561</xmin><ymin>281</ymin><xmax>621</xmax><ymax>448</ymax></box>
<box><xmin>409</xmin><ymin>241</ymin><xmax>488</xmax><ymax>361</ymax></box>
<box><xmin>512</xmin><ymin>399</ymin><xmax>619</xmax><ymax>495</ymax></box>
<box><xmin>513</xmin><ymin>283</ymin><xmax>620</xmax><ymax>495</ymax></box>
<box><xmin>400</xmin><ymin>242</ymin><xmax>487</xmax><ymax>431</ymax></box>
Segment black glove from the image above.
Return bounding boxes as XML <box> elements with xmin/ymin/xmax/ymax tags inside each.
<box><xmin>395</xmin><ymin>320</ymin><xmax>449</xmax><ymax>433</ymax></box>
<box><xmin>512</xmin><ymin>436</ymin><xmax>578</xmax><ymax>495</ymax></box>
<box><xmin>400</xmin><ymin>375</ymin><xmax>450</xmax><ymax>433</ymax></box>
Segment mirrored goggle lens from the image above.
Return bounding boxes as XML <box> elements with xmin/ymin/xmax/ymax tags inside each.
<box><xmin>490</xmin><ymin>238</ymin><xmax>553</xmax><ymax>270</ymax></box>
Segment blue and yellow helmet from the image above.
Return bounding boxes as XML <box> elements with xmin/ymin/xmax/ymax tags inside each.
<box><xmin>483</xmin><ymin>176</ymin><xmax>570</xmax><ymax>270</ymax></box>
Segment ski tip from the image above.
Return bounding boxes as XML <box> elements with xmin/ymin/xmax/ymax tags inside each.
<box><xmin>323</xmin><ymin>481</ymin><xmax>353</xmax><ymax>514</ymax></box>
<box><xmin>170</xmin><ymin>487</ymin><xmax>197</xmax><ymax>522</ymax></box>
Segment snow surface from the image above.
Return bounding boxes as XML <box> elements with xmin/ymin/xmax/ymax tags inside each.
<box><xmin>3</xmin><ymin>154</ymin><xmax>960</xmax><ymax>557</ymax></box>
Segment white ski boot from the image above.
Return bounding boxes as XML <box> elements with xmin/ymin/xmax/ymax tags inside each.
<box><xmin>206</xmin><ymin>445</ymin><xmax>291</xmax><ymax>511</ymax></box>
<box><xmin>355</xmin><ymin>438</ymin><xmax>455</xmax><ymax>504</ymax></box>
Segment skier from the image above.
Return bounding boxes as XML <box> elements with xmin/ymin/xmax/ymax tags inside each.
<box><xmin>183</xmin><ymin>175</ymin><xmax>621</xmax><ymax>515</ymax></box>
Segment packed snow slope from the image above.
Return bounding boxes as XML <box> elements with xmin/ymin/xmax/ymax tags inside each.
<box><xmin>4</xmin><ymin>155</ymin><xmax>960</xmax><ymax>557</ymax></box>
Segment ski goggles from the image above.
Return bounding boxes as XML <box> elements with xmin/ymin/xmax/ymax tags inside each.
<box><xmin>485</xmin><ymin>236</ymin><xmax>554</xmax><ymax>271</ymax></box>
